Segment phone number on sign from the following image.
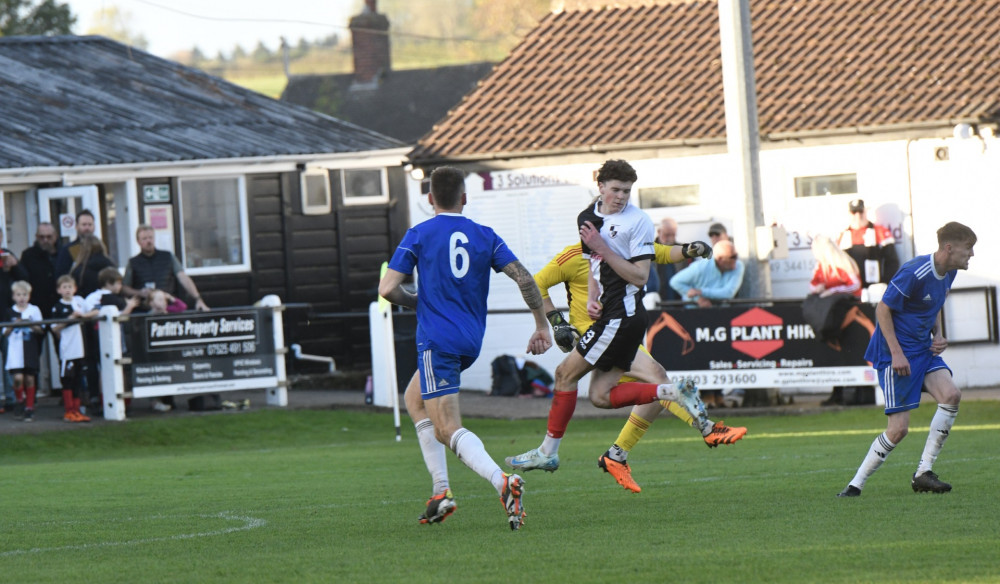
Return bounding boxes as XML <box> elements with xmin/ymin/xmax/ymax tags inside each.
<box><xmin>206</xmin><ymin>341</ymin><xmax>257</xmax><ymax>356</ymax></box>
<box><xmin>671</xmin><ymin>373</ymin><xmax>758</xmax><ymax>386</ymax></box>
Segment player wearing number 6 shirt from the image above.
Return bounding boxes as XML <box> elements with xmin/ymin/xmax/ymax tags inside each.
<box><xmin>533</xmin><ymin>240</ymin><xmax>746</xmax><ymax>492</ymax></box>
<box><xmin>506</xmin><ymin>159</ymin><xmax>714</xmax><ymax>487</ymax></box>
<box><xmin>379</xmin><ymin>166</ymin><xmax>551</xmax><ymax>531</ymax></box>
<box><xmin>838</xmin><ymin>221</ymin><xmax>976</xmax><ymax>498</ymax></box>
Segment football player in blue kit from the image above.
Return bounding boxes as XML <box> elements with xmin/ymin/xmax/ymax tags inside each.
<box><xmin>838</xmin><ymin>221</ymin><xmax>977</xmax><ymax>497</ymax></box>
<box><xmin>379</xmin><ymin>166</ymin><xmax>551</xmax><ymax>530</ymax></box>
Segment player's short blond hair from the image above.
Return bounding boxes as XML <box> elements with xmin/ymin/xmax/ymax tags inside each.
<box><xmin>11</xmin><ymin>280</ymin><xmax>31</xmax><ymax>295</ymax></box>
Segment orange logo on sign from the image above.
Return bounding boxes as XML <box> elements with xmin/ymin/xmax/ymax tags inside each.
<box><xmin>730</xmin><ymin>307</ymin><xmax>784</xmax><ymax>359</ymax></box>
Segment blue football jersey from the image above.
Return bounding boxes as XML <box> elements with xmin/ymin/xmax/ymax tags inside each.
<box><xmin>388</xmin><ymin>213</ymin><xmax>517</xmax><ymax>357</ymax></box>
<box><xmin>865</xmin><ymin>254</ymin><xmax>956</xmax><ymax>368</ymax></box>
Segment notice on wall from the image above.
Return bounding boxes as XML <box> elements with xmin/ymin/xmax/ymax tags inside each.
<box><xmin>129</xmin><ymin>308</ymin><xmax>276</xmax><ymax>397</ymax></box>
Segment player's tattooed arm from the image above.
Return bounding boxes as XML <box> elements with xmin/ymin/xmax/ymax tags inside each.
<box><xmin>503</xmin><ymin>261</ymin><xmax>543</xmax><ymax>310</ymax></box>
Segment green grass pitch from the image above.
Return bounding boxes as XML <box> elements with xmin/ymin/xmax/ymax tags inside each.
<box><xmin>2</xmin><ymin>401</ymin><xmax>998</xmax><ymax>583</ymax></box>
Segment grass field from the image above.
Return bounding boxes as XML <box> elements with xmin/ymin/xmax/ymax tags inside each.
<box><xmin>2</xmin><ymin>402</ymin><xmax>999</xmax><ymax>583</ymax></box>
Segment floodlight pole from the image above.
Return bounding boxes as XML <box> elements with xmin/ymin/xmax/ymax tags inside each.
<box><xmin>717</xmin><ymin>0</ymin><xmax>771</xmax><ymax>298</ymax></box>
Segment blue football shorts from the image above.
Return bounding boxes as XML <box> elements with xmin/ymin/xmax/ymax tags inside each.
<box><xmin>879</xmin><ymin>350</ymin><xmax>951</xmax><ymax>414</ymax></box>
<box><xmin>417</xmin><ymin>349</ymin><xmax>476</xmax><ymax>399</ymax></box>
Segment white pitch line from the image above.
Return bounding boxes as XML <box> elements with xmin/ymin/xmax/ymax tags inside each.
<box><xmin>0</xmin><ymin>512</ymin><xmax>266</xmax><ymax>557</ymax></box>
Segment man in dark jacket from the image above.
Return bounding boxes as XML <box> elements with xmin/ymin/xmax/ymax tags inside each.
<box><xmin>122</xmin><ymin>224</ymin><xmax>209</xmax><ymax>311</ymax></box>
<box><xmin>54</xmin><ymin>209</ymin><xmax>97</xmax><ymax>277</ymax></box>
<box><xmin>20</xmin><ymin>222</ymin><xmax>59</xmax><ymax>317</ymax></box>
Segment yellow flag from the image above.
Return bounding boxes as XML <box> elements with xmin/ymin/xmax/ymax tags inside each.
<box><xmin>378</xmin><ymin>261</ymin><xmax>390</xmax><ymax>311</ymax></box>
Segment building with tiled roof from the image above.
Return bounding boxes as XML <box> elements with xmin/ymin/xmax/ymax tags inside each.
<box><xmin>411</xmin><ymin>0</ymin><xmax>1000</xmax><ymax>163</ymax></box>
<box><xmin>399</xmin><ymin>0</ymin><xmax>1000</xmax><ymax>392</ymax></box>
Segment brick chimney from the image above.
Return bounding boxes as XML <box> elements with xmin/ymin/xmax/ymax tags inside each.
<box><xmin>349</xmin><ymin>0</ymin><xmax>390</xmax><ymax>88</ymax></box>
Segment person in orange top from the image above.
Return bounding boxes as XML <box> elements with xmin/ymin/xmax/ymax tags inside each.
<box><xmin>837</xmin><ymin>199</ymin><xmax>899</xmax><ymax>299</ymax></box>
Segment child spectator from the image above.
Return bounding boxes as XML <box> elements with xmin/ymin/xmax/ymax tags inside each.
<box><xmin>148</xmin><ymin>289</ymin><xmax>188</xmax><ymax>314</ymax></box>
<box><xmin>50</xmin><ymin>275</ymin><xmax>99</xmax><ymax>422</ymax></box>
<box><xmin>3</xmin><ymin>281</ymin><xmax>44</xmax><ymax>421</ymax></box>
<box><xmin>81</xmin><ymin>267</ymin><xmax>139</xmax><ymax>413</ymax></box>
<box><xmin>147</xmin><ymin>289</ymin><xmax>185</xmax><ymax>412</ymax></box>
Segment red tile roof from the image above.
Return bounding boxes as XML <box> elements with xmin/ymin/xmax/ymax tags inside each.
<box><xmin>411</xmin><ymin>0</ymin><xmax>1000</xmax><ymax>162</ymax></box>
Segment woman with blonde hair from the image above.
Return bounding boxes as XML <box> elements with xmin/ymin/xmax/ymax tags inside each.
<box><xmin>806</xmin><ymin>234</ymin><xmax>876</xmax><ymax>406</ymax></box>
<box><xmin>69</xmin><ymin>234</ymin><xmax>115</xmax><ymax>297</ymax></box>
<box><xmin>809</xmin><ymin>234</ymin><xmax>862</xmax><ymax>298</ymax></box>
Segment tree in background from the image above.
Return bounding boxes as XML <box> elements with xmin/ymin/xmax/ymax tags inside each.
<box><xmin>83</xmin><ymin>4</ymin><xmax>148</xmax><ymax>49</ymax></box>
<box><xmin>0</xmin><ymin>0</ymin><xmax>75</xmax><ymax>36</ymax></box>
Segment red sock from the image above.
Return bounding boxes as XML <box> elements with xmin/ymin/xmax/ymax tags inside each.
<box><xmin>609</xmin><ymin>382</ymin><xmax>658</xmax><ymax>409</ymax></box>
<box><xmin>63</xmin><ymin>390</ymin><xmax>74</xmax><ymax>414</ymax></box>
<box><xmin>26</xmin><ymin>386</ymin><xmax>36</xmax><ymax>409</ymax></box>
<box><xmin>73</xmin><ymin>396</ymin><xmax>83</xmax><ymax>414</ymax></box>
<box><xmin>14</xmin><ymin>387</ymin><xmax>24</xmax><ymax>402</ymax></box>
<box><xmin>545</xmin><ymin>390</ymin><xmax>578</xmax><ymax>438</ymax></box>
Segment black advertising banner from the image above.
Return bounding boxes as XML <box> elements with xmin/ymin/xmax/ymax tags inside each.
<box><xmin>647</xmin><ymin>301</ymin><xmax>878</xmax><ymax>389</ymax></box>
<box><xmin>129</xmin><ymin>308</ymin><xmax>277</xmax><ymax>397</ymax></box>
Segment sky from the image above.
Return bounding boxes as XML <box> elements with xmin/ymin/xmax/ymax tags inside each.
<box><xmin>66</xmin><ymin>0</ymin><xmax>361</xmax><ymax>58</ymax></box>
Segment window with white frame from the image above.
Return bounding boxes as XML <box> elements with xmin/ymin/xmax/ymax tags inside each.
<box><xmin>177</xmin><ymin>176</ymin><xmax>250</xmax><ymax>274</ymax></box>
<box><xmin>301</xmin><ymin>169</ymin><xmax>332</xmax><ymax>215</ymax></box>
<box><xmin>341</xmin><ymin>168</ymin><xmax>388</xmax><ymax>205</ymax></box>
<box><xmin>794</xmin><ymin>173</ymin><xmax>858</xmax><ymax>198</ymax></box>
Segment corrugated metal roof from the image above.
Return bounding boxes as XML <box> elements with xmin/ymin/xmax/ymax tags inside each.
<box><xmin>0</xmin><ymin>35</ymin><xmax>404</xmax><ymax>170</ymax></box>
<box><xmin>411</xmin><ymin>0</ymin><xmax>1000</xmax><ymax>163</ymax></box>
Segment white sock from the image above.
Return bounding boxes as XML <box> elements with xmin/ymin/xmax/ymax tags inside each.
<box><xmin>916</xmin><ymin>404</ymin><xmax>958</xmax><ymax>476</ymax></box>
<box><xmin>850</xmin><ymin>432</ymin><xmax>896</xmax><ymax>489</ymax></box>
<box><xmin>539</xmin><ymin>435</ymin><xmax>561</xmax><ymax>457</ymax></box>
<box><xmin>607</xmin><ymin>443</ymin><xmax>627</xmax><ymax>463</ymax></box>
<box><xmin>450</xmin><ymin>428</ymin><xmax>505</xmax><ymax>495</ymax></box>
<box><xmin>699</xmin><ymin>418</ymin><xmax>715</xmax><ymax>436</ymax></box>
<box><xmin>656</xmin><ymin>383</ymin><xmax>679</xmax><ymax>401</ymax></box>
<box><xmin>415</xmin><ymin>419</ymin><xmax>449</xmax><ymax>494</ymax></box>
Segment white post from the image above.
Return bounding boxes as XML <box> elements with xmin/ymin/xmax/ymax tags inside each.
<box><xmin>260</xmin><ymin>295</ymin><xmax>288</xmax><ymax>406</ymax></box>
<box><xmin>97</xmin><ymin>305</ymin><xmax>126</xmax><ymax>421</ymax></box>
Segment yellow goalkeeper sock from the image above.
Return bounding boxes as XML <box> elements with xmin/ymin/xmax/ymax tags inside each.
<box><xmin>661</xmin><ymin>400</ymin><xmax>694</xmax><ymax>427</ymax></box>
<box><xmin>615</xmin><ymin>412</ymin><xmax>652</xmax><ymax>453</ymax></box>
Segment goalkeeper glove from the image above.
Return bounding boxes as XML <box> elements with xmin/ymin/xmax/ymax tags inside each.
<box><xmin>681</xmin><ymin>241</ymin><xmax>712</xmax><ymax>259</ymax></box>
<box><xmin>546</xmin><ymin>310</ymin><xmax>580</xmax><ymax>353</ymax></box>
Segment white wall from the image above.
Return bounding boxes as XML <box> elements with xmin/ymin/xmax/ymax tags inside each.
<box><xmin>402</xmin><ymin>134</ymin><xmax>1000</xmax><ymax>391</ymax></box>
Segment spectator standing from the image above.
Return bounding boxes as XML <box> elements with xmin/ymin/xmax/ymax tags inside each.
<box><xmin>54</xmin><ymin>209</ymin><xmax>96</xmax><ymax>277</ymax></box>
<box><xmin>122</xmin><ymin>225</ymin><xmax>209</xmax><ymax>311</ymax></box>
<box><xmin>20</xmin><ymin>223</ymin><xmax>60</xmax><ymax>317</ymax></box>
<box><xmin>50</xmin><ymin>275</ymin><xmax>97</xmax><ymax>422</ymax></box>
<box><xmin>669</xmin><ymin>239</ymin><xmax>745</xmax><ymax>408</ymax></box>
<box><xmin>837</xmin><ymin>199</ymin><xmax>900</xmax><ymax>301</ymax></box>
<box><xmin>655</xmin><ymin>217</ymin><xmax>689</xmax><ymax>301</ymax></box>
<box><xmin>20</xmin><ymin>223</ymin><xmax>60</xmax><ymax>398</ymax></box>
<box><xmin>69</xmin><ymin>235</ymin><xmax>116</xmax><ymax>298</ymax></box>
<box><xmin>81</xmin><ymin>267</ymin><xmax>140</xmax><ymax>414</ymax></box>
<box><xmin>4</xmin><ymin>281</ymin><xmax>44</xmax><ymax>422</ymax></box>
<box><xmin>0</xmin><ymin>228</ymin><xmax>29</xmax><ymax>412</ymax></box>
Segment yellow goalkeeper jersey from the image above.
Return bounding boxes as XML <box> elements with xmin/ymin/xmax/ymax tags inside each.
<box><xmin>534</xmin><ymin>241</ymin><xmax>677</xmax><ymax>335</ymax></box>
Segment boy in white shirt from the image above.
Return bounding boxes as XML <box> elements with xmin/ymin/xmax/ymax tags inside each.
<box><xmin>4</xmin><ymin>281</ymin><xmax>44</xmax><ymax>422</ymax></box>
<box><xmin>51</xmin><ymin>275</ymin><xmax>99</xmax><ymax>422</ymax></box>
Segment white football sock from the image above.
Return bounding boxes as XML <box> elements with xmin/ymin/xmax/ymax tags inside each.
<box><xmin>415</xmin><ymin>419</ymin><xmax>449</xmax><ymax>494</ymax></box>
<box><xmin>539</xmin><ymin>435</ymin><xmax>561</xmax><ymax>457</ymax></box>
<box><xmin>656</xmin><ymin>383</ymin><xmax>679</xmax><ymax>401</ymax></box>
<box><xmin>451</xmin><ymin>428</ymin><xmax>505</xmax><ymax>495</ymax></box>
<box><xmin>849</xmin><ymin>432</ymin><xmax>896</xmax><ymax>489</ymax></box>
<box><xmin>916</xmin><ymin>404</ymin><xmax>958</xmax><ymax>476</ymax></box>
